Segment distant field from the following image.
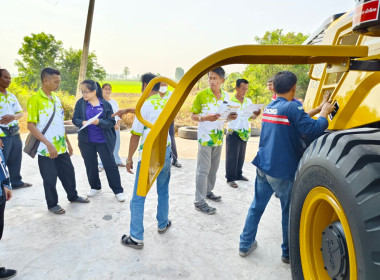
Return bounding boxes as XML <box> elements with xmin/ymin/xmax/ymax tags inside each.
<box><xmin>103</xmin><ymin>80</ymin><xmax>142</xmax><ymax>93</ymax></box>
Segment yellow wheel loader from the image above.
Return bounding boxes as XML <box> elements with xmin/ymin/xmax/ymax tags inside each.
<box><xmin>135</xmin><ymin>1</ymin><xmax>380</xmax><ymax>278</ymax></box>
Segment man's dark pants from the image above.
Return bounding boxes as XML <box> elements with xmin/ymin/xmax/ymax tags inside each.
<box><xmin>169</xmin><ymin>122</ymin><xmax>179</xmax><ymax>163</ymax></box>
<box><xmin>0</xmin><ymin>186</ymin><xmax>6</xmax><ymax>240</ymax></box>
<box><xmin>1</xmin><ymin>135</ymin><xmax>24</xmax><ymax>187</ymax></box>
<box><xmin>225</xmin><ymin>132</ymin><xmax>247</xmax><ymax>182</ymax></box>
<box><xmin>38</xmin><ymin>152</ymin><xmax>79</xmax><ymax>209</ymax></box>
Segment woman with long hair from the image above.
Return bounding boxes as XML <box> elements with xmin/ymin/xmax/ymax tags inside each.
<box><xmin>72</xmin><ymin>79</ymin><xmax>125</xmax><ymax>202</ymax></box>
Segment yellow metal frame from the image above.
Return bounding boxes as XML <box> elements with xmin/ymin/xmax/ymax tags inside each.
<box><xmin>135</xmin><ymin>44</ymin><xmax>368</xmax><ymax>196</ymax></box>
<box><xmin>300</xmin><ymin>187</ymin><xmax>357</xmax><ymax>279</ymax></box>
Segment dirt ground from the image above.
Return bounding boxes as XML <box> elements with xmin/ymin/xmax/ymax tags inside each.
<box><xmin>0</xmin><ymin>132</ymin><xmax>291</xmax><ymax>280</ymax></box>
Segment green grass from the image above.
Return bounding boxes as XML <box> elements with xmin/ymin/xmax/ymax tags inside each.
<box><xmin>103</xmin><ymin>80</ymin><xmax>142</xmax><ymax>93</ymax></box>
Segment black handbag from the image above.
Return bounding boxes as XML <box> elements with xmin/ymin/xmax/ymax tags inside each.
<box><xmin>0</xmin><ymin>125</ymin><xmax>20</xmax><ymax>136</ymax></box>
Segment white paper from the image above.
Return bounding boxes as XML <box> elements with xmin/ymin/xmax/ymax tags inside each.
<box><xmin>78</xmin><ymin>111</ymin><xmax>102</xmax><ymax>131</ymax></box>
<box><xmin>217</xmin><ymin>101</ymin><xmax>240</xmax><ymax>120</ymax></box>
<box><xmin>239</xmin><ymin>103</ymin><xmax>265</xmax><ymax>118</ymax></box>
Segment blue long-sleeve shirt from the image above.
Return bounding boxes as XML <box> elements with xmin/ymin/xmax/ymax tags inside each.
<box><xmin>252</xmin><ymin>97</ymin><xmax>328</xmax><ymax>181</ymax></box>
<box><xmin>0</xmin><ymin>149</ymin><xmax>11</xmax><ymax>197</ymax></box>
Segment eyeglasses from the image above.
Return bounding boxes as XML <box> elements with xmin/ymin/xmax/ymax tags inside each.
<box><xmin>81</xmin><ymin>91</ymin><xmax>92</xmax><ymax>95</ymax></box>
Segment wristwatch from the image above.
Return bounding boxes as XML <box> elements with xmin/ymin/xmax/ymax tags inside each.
<box><xmin>198</xmin><ymin>115</ymin><xmax>202</xmax><ymax>122</ymax></box>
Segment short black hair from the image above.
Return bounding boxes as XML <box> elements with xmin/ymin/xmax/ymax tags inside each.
<box><xmin>0</xmin><ymin>69</ymin><xmax>8</xmax><ymax>78</ymax></box>
<box><xmin>141</xmin><ymin>72</ymin><xmax>160</xmax><ymax>91</ymax></box>
<box><xmin>273</xmin><ymin>71</ymin><xmax>297</xmax><ymax>94</ymax></box>
<box><xmin>236</xmin><ymin>78</ymin><xmax>249</xmax><ymax>88</ymax></box>
<box><xmin>209</xmin><ymin>67</ymin><xmax>225</xmax><ymax>79</ymax></box>
<box><xmin>41</xmin><ymin>68</ymin><xmax>60</xmax><ymax>82</ymax></box>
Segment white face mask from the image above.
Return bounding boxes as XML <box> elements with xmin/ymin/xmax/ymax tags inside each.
<box><xmin>159</xmin><ymin>86</ymin><xmax>168</xmax><ymax>93</ymax></box>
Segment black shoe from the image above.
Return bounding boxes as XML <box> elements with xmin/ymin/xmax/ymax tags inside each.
<box><xmin>281</xmin><ymin>256</ymin><xmax>290</xmax><ymax>264</ymax></box>
<box><xmin>206</xmin><ymin>192</ymin><xmax>222</xmax><ymax>202</ymax></box>
<box><xmin>172</xmin><ymin>161</ymin><xmax>182</xmax><ymax>168</ymax></box>
<box><xmin>239</xmin><ymin>176</ymin><xmax>249</xmax><ymax>181</ymax></box>
<box><xmin>12</xmin><ymin>182</ymin><xmax>32</xmax><ymax>189</ymax></box>
<box><xmin>121</xmin><ymin>234</ymin><xmax>144</xmax><ymax>249</ymax></box>
<box><xmin>0</xmin><ymin>267</ymin><xmax>17</xmax><ymax>279</ymax></box>
<box><xmin>158</xmin><ymin>219</ymin><xmax>172</xmax><ymax>234</ymax></box>
<box><xmin>195</xmin><ymin>203</ymin><xmax>216</xmax><ymax>215</ymax></box>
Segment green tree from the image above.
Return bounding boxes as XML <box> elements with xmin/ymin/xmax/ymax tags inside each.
<box><xmin>59</xmin><ymin>48</ymin><xmax>106</xmax><ymax>95</ymax></box>
<box><xmin>224</xmin><ymin>72</ymin><xmax>243</xmax><ymax>93</ymax></box>
<box><xmin>175</xmin><ymin>67</ymin><xmax>185</xmax><ymax>81</ymax></box>
<box><xmin>123</xmin><ymin>66</ymin><xmax>130</xmax><ymax>79</ymax></box>
<box><xmin>15</xmin><ymin>32</ymin><xmax>62</xmax><ymax>90</ymax></box>
<box><xmin>244</xmin><ymin>29</ymin><xmax>309</xmax><ymax>103</ymax></box>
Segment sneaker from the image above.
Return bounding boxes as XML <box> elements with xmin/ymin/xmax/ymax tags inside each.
<box><xmin>206</xmin><ymin>192</ymin><xmax>222</xmax><ymax>202</ymax></box>
<box><xmin>121</xmin><ymin>234</ymin><xmax>144</xmax><ymax>249</ymax></box>
<box><xmin>115</xmin><ymin>193</ymin><xmax>126</xmax><ymax>202</ymax></box>
<box><xmin>239</xmin><ymin>176</ymin><xmax>249</xmax><ymax>181</ymax></box>
<box><xmin>239</xmin><ymin>240</ymin><xmax>258</xmax><ymax>257</ymax></box>
<box><xmin>87</xmin><ymin>189</ymin><xmax>101</xmax><ymax>197</ymax></box>
<box><xmin>0</xmin><ymin>267</ymin><xmax>17</xmax><ymax>279</ymax></box>
<box><xmin>195</xmin><ymin>203</ymin><xmax>216</xmax><ymax>215</ymax></box>
<box><xmin>158</xmin><ymin>219</ymin><xmax>172</xmax><ymax>234</ymax></box>
<box><xmin>227</xmin><ymin>181</ymin><xmax>238</xmax><ymax>188</ymax></box>
<box><xmin>281</xmin><ymin>256</ymin><xmax>290</xmax><ymax>264</ymax></box>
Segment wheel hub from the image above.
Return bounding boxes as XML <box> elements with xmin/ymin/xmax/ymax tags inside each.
<box><xmin>321</xmin><ymin>221</ymin><xmax>349</xmax><ymax>280</ymax></box>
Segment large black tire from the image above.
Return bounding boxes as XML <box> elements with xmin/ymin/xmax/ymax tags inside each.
<box><xmin>289</xmin><ymin>128</ymin><xmax>380</xmax><ymax>280</ymax></box>
<box><xmin>178</xmin><ymin>126</ymin><xmax>198</xmax><ymax>140</ymax></box>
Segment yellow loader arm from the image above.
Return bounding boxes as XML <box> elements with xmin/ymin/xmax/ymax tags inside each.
<box><xmin>135</xmin><ymin>44</ymin><xmax>368</xmax><ymax>197</ymax></box>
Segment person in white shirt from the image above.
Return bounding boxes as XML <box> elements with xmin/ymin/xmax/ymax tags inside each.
<box><xmin>98</xmin><ymin>83</ymin><xmax>125</xmax><ymax>171</ymax></box>
<box><xmin>158</xmin><ymin>82</ymin><xmax>182</xmax><ymax>168</ymax></box>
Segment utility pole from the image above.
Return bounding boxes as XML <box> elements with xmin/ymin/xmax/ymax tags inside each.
<box><xmin>76</xmin><ymin>0</ymin><xmax>95</xmax><ymax>99</ymax></box>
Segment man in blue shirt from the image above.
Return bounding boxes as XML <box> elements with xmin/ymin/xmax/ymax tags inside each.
<box><xmin>239</xmin><ymin>71</ymin><xmax>335</xmax><ymax>263</ymax></box>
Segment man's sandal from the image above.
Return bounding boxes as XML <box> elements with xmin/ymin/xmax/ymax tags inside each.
<box><xmin>70</xmin><ymin>196</ymin><xmax>90</xmax><ymax>203</ymax></box>
<box><xmin>49</xmin><ymin>205</ymin><xmax>66</xmax><ymax>214</ymax></box>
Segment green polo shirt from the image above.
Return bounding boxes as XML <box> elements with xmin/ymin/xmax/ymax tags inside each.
<box><xmin>27</xmin><ymin>88</ymin><xmax>67</xmax><ymax>157</ymax></box>
<box><xmin>191</xmin><ymin>88</ymin><xmax>230</xmax><ymax>147</ymax></box>
<box><xmin>227</xmin><ymin>95</ymin><xmax>253</xmax><ymax>141</ymax></box>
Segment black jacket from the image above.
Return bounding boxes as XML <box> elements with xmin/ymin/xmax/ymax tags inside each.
<box><xmin>72</xmin><ymin>97</ymin><xmax>116</xmax><ymax>153</ymax></box>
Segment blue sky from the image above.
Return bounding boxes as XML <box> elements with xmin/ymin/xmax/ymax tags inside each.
<box><xmin>1</xmin><ymin>0</ymin><xmax>354</xmax><ymax>78</ymax></box>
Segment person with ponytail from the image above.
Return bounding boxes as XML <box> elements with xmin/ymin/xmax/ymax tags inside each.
<box><xmin>72</xmin><ymin>79</ymin><xmax>125</xmax><ymax>202</ymax></box>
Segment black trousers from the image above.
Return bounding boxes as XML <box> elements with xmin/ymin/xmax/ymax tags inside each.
<box><xmin>78</xmin><ymin>141</ymin><xmax>123</xmax><ymax>194</ymax></box>
<box><xmin>0</xmin><ymin>186</ymin><xmax>5</xmax><ymax>240</ymax></box>
<box><xmin>38</xmin><ymin>153</ymin><xmax>79</xmax><ymax>209</ymax></box>
<box><xmin>169</xmin><ymin>122</ymin><xmax>178</xmax><ymax>163</ymax></box>
<box><xmin>225</xmin><ymin>132</ymin><xmax>247</xmax><ymax>182</ymax></box>
<box><xmin>1</xmin><ymin>134</ymin><xmax>23</xmax><ymax>187</ymax></box>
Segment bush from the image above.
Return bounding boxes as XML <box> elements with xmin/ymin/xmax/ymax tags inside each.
<box><xmin>8</xmin><ymin>82</ymin><xmax>75</xmax><ymax>120</ymax></box>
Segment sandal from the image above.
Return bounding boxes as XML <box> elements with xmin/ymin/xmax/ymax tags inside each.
<box><xmin>49</xmin><ymin>205</ymin><xmax>66</xmax><ymax>214</ymax></box>
<box><xmin>71</xmin><ymin>196</ymin><xmax>90</xmax><ymax>203</ymax></box>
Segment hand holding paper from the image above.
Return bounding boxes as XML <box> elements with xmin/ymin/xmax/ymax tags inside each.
<box><xmin>78</xmin><ymin>111</ymin><xmax>102</xmax><ymax>131</ymax></box>
<box><xmin>217</xmin><ymin>101</ymin><xmax>240</xmax><ymax>120</ymax></box>
<box><xmin>240</xmin><ymin>104</ymin><xmax>265</xmax><ymax>118</ymax></box>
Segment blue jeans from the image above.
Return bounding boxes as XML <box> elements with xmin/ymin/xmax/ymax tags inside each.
<box><xmin>99</xmin><ymin>129</ymin><xmax>122</xmax><ymax>167</ymax></box>
<box><xmin>130</xmin><ymin>146</ymin><xmax>171</xmax><ymax>242</ymax></box>
<box><xmin>239</xmin><ymin>169</ymin><xmax>293</xmax><ymax>258</ymax></box>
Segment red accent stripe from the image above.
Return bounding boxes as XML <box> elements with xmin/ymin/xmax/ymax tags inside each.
<box><xmin>263</xmin><ymin>113</ymin><xmax>288</xmax><ymax>119</ymax></box>
<box><xmin>262</xmin><ymin>119</ymin><xmax>291</xmax><ymax>125</ymax></box>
